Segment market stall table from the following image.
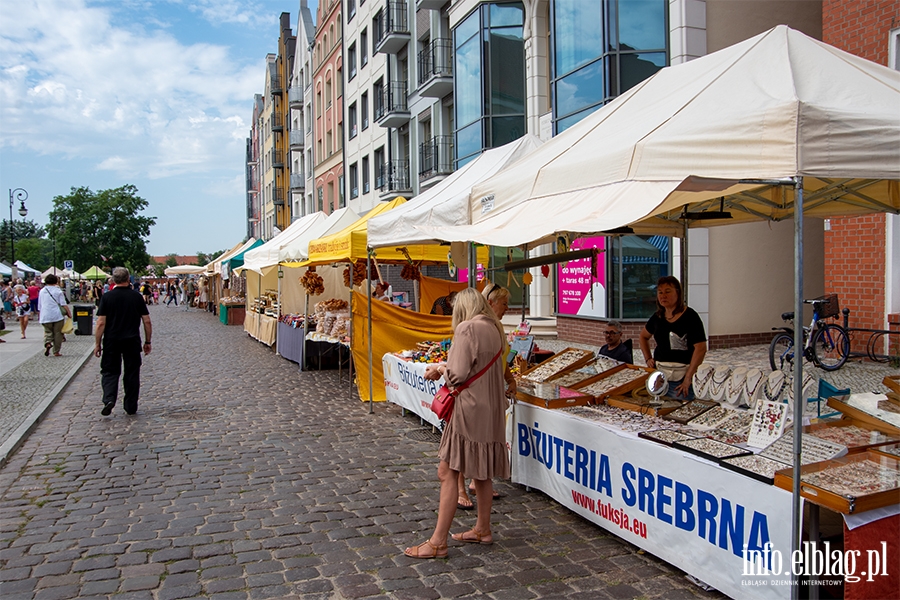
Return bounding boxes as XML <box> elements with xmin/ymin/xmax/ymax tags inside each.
<box><xmin>382</xmin><ymin>352</ymin><xmax>446</xmax><ymax>430</ymax></box>
<box><xmin>219</xmin><ymin>302</ymin><xmax>245</xmax><ymax>325</ymax></box>
<box><xmin>276</xmin><ymin>321</ymin><xmax>306</xmax><ymax>364</ymax></box>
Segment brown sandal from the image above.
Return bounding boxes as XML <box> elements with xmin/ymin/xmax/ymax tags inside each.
<box><xmin>451</xmin><ymin>528</ymin><xmax>493</xmax><ymax>545</ymax></box>
<box><xmin>403</xmin><ymin>539</ymin><xmax>448</xmax><ymax>559</ymax></box>
<box><xmin>457</xmin><ymin>492</ymin><xmax>474</xmax><ymax>510</ymax></box>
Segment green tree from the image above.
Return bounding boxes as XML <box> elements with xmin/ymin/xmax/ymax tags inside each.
<box><xmin>196</xmin><ymin>249</ymin><xmax>228</xmax><ymax>265</ymax></box>
<box><xmin>164</xmin><ymin>253</ymin><xmax>178</xmax><ymax>267</ymax></box>
<box><xmin>48</xmin><ymin>185</ymin><xmax>156</xmax><ymax>275</ymax></box>
<box><xmin>14</xmin><ymin>238</ymin><xmax>54</xmax><ymax>271</ymax></box>
<box><xmin>0</xmin><ymin>219</ymin><xmax>46</xmax><ymax>265</ymax></box>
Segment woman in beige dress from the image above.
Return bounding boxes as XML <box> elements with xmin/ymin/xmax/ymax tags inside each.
<box><xmin>405</xmin><ymin>288</ymin><xmax>509</xmax><ymax>558</ymax></box>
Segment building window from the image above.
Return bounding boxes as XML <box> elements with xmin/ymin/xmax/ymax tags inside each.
<box><xmin>551</xmin><ymin>0</ymin><xmax>667</xmax><ymax>133</ymax></box>
<box><xmin>316</xmin><ymin>91</ymin><xmax>322</xmax><ymax>115</ymax></box>
<box><xmin>336</xmin><ymin>68</ymin><xmax>342</xmax><ymax>96</ymax></box>
<box><xmin>349</xmin><ymin>102</ymin><xmax>358</xmax><ymax>138</ymax></box>
<box><xmin>327</xmin><ymin>131</ymin><xmax>332</xmax><ymax>156</ymax></box>
<box><xmin>348</xmin><ymin>43</ymin><xmax>357</xmax><ymax>79</ymax></box>
<box><xmin>348</xmin><ymin>0</ymin><xmax>356</xmax><ymax>22</ymax></box>
<box><xmin>317</xmin><ymin>186</ymin><xmax>324</xmax><ymax>211</ymax></box>
<box><xmin>374</xmin><ymin>146</ymin><xmax>385</xmax><ymax>189</ymax></box>
<box><xmin>362</xmin><ymin>155</ymin><xmax>370</xmax><ymax>194</ymax></box>
<box><xmin>361</xmin><ymin>91</ymin><xmax>369</xmax><ymax>129</ymax></box>
<box><xmin>349</xmin><ymin>162</ymin><xmax>359</xmax><ymax>199</ymax></box>
<box><xmin>453</xmin><ymin>2</ymin><xmax>526</xmax><ymax>168</ymax></box>
<box><xmin>338</xmin><ymin>175</ymin><xmax>345</xmax><ymax>208</ymax></box>
<box><xmin>890</xmin><ymin>27</ymin><xmax>900</xmax><ymax>70</ymax></box>
<box><xmin>361</xmin><ymin>28</ymin><xmax>368</xmax><ymax>67</ymax></box>
<box><xmin>325</xmin><ymin>78</ymin><xmax>332</xmax><ymax>108</ymax></box>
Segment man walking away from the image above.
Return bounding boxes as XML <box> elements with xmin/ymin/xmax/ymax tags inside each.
<box><xmin>95</xmin><ymin>267</ymin><xmax>152</xmax><ymax>416</ymax></box>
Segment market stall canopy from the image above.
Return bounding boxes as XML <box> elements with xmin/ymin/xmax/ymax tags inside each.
<box><xmin>302</xmin><ymin>198</ymin><xmax>450</xmax><ymax>267</ymax></box>
<box><xmin>207</xmin><ymin>238</ymin><xmax>259</xmax><ymax>275</ymax></box>
<box><xmin>204</xmin><ymin>241</ymin><xmax>245</xmax><ymax>274</ymax></box>
<box><xmin>235</xmin><ymin>212</ymin><xmax>326</xmax><ymax>275</ymax></box>
<box><xmin>42</xmin><ymin>267</ymin><xmax>82</xmax><ymax>279</ymax></box>
<box><xmin>82</xmin><ymin>265</ymin><xmax>111</xmax><ymax>280</ymax></box>
<box><xmin>367</xmin><ymin>135</ymin><xmax>543</xmax><ymax>248</ymax></box>
<box><xmin>164</xmin><ymin>265</ymin><xmax>206</xmax><ymax>275</ymax></box>
<box><xmin>14</xmin><ymin>260</ymin><xmax>39</xmax><ymax>275</ymax></box>
<box><xmin>225</xmin><ymin>239</ymin><xmax>264</xmax><ymax>270</ymax></box>
<box><xmin>0</xmin><ymin>262</ymin><xmax>12</xmax><ymax>276</ymax></box>
<box><xmin>279</xmin><ymin>208</ymin><xmax>360</xmax><ymax>264</ymax></box>
<box><xmin>419</xmin><ymin>25</ymin><xmax>899</xmax><ymax>248</ymax></box>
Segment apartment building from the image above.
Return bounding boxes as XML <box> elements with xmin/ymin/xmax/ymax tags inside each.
<box><xmin>289</xmin><ymin>1</ymin><xmax>317</xmax><ymax>218</ymax></box>
<box><xmin>259</xmin><ymin>55</ymin><xmax>278</xmax><ymax>240</ymax></box>
<box><xmin>246</xmin><ymin>94</ymin><xmax>264</xmax><ymax>240</ymax></box>
<box><xmin>314</xmin><ymin>0</ymin><xmax>345</xmax><ymax>214</ymax></box>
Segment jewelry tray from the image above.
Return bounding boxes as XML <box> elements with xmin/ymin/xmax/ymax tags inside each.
<box><xmin>673</xmin><ymin>437</ymin><xmax>752</xmax><ymax>461</ymax></box>
<box><xmin>720</xmin><ymin>454</ymin><xmax>791</xmax><ymax>485</ymax></box>
<box><xmin>638</xmin><ymin>429</ymin><xmax>704</xmax><ymax>447</ymax></box>
<box><xmin>546</xmin><ymin>355</ymin><xmax>623</xmax><ymax>388</ymax></box>
<box><xmin>774</xmin><ymin>450</ymin><xmax>900</xmax><ymax>514</ymax></box>
<box><xmin>663</xmin><ymin>400</ymin><xmax>718</xmax><ymax>425</ymax></box>
<box><xmin>515</xmin><ymin>380</ymin><xmax>593</xmax><ymax>409</ymax></box>
<box><xmin>870</xmin><ymin>442</ymin><xmax>900</xmax><ymax>460</ymax></box>
<box><xmin>572</xmin><ymin>364</ymin><xmax>651</xmax><ymax>403</ymax></box>
<box><xmin>519</xmin><ymin>348</ymin><xmax>595</xmax><ymax>383</ymax></box>
<box><xmin>825</xmin><ymin>394</ymin><xmax>900</xmax><ymax>436</ymax></box>
<box><xmin>607</xmin><ymin>394</ymin><xmax>683</xmax><ymax>417</ymax></box>
<box><xmin>804</xmin><ymin>419</ymin><xmax>900</xmax><ymax>453</ymax></box>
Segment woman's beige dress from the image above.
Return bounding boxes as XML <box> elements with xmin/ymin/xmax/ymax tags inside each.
<box><xmin>438</xmin><ymin>314</ymin><xmax>510</xmax><ymax>480</ymax></box>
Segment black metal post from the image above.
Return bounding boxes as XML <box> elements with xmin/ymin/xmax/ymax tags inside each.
<box><xmin>8</xmin><ymin>188</ymin><xmax>28</xmax><ymax>278</ymax></box>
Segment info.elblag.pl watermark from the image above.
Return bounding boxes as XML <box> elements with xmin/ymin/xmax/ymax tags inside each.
<box><xmin>742</xmin><ymin>541</ymin><xmax>889</xmax><ymax>586</ymax></box>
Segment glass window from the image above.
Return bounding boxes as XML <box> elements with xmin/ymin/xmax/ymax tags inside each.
<box><xmin>607</xmin><ymin>235</ymin><xmax>670</xmax><ymax>319</ymax></box>
<box><xmin>455</xmin><ymin>35</ymin><xmax>481</xmax><ymax>127</ymax></box>
<box><xmin>361</xmin><ymin>92</ymin><xmax>369</xmax><ymax>129</ymax></box>
<box><xmin>349</xmin><ymin>103</ymin><xmax>357</xmax><ymax>138</ymax></box>
<box><xmin>617</xmin><ymin>0</ymin><xmax>667</xmax><ymax>51</ymax></box>
<box><xmin>556</xmin><ymin>105</ymin><xmax>599</xmax><ymax>133</ymax></box>
<box><xmin>489</xmin><ymin>28</ymin><xmax>525</xmax><ymax>115</ymax></box>
<box><xmin>455</xmin><ymin>120</ymin><xmax>482</xmax><ymax>165</ymax></box>
<box><xmin>555</xmin><ymin>58</ymin><xmax>604</xmax><ymax>118</ymax></box>
<box><xmin>456</xmin><ymin>9</ymin><xmax>479</xmax><ymax>44</ymax></box>
<box><xmin>553</xmin><ymin>1</ymin><xmax>602</xmax><ymax>76</ymax></box>
<box><xmin>490</xmin><ymin>116</ymin><xmax>524</xmax><ymax>146</ymax></box>
<box><xmin>361</xmin><ymin>29</ymin><xmax>368</xmax><ymax>66</ymax></box>
<box><xmin>349</xmin><ymin>163</ymin><xmax>358</xmax><ymax>199</ymax></box>
<box><xmin>348</xmin><ymin>43</ymin><xmax>357</xmax><ymax>79</ymax></box>
<box><xmin>362</xmin><ymin>155</ymin><xmax>370</xmax><ymax>193</ymax></box>
<box><xmin>489</xmin><ymin>3</ymin><xmax>524</xmax><ymax>27</ymax></box>
<box><xmin>620</xmin><ymin>52</ymin><xmax>665</xmax><ymax>92</ymax></box>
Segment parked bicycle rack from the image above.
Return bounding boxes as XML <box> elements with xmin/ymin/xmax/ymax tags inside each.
<box><xmin>842</xmin><ymin>307</ymin><xmax>900</xmax><ymax>363</ymax></box>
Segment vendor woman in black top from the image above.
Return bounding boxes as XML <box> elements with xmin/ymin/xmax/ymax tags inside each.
<box><xmin>639</xmin><ymin>276</ymin><xmax>707</xmax><ymax>400</ymax></box>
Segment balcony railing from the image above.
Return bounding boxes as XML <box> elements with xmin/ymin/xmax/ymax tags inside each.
<box><xmin>418</xmin><ymin>39</ymin><xmax>453</xmax><ymax>87</ymax></box>
<box><xmin>270</xmin><ymin>112</ymin><xmax>284</xmax><ymax>131</ymax></box>
<box><xmin>290</xmin><ymin>173</ymin><xmax>305</xmax><ymax>191</ymax></box>
<box><xmin>374</xmin><ymin>81</ymin><xmax>409</xmax><ymax>128</ymax></box>
<box><xmin>270</xmin><ymin>149</ymin><xmax>284</xmax><ymax>168</ymax></box>
<box><xmin>378</xmin><ymin>159</ymin><xmax>411</xmax><ymax>194</ymax></box>
<box><xmin>373</xmin><ymin>1</ymin><xmax>410</xmax><ymax>54</ymax></box>
<box><xmin>273</xmin><ymin>187</ymin><xmax>285</xmax><ymax>206</ymax></box>
<box><xmin>288</xmin><ymin>86</ymin><xmax>302</xmax><ymax>106</ymax></box>
<box><xmin>289</xmin><ymin>129</ymin><xmax>304</xmax><ymax>149</ymax></box>
<box><xmin>271</xmin><ymin>75</ymin><xmax>283</xmax><ymax>94</ymax></box>
<box><xmin>419</xmin><ymin>135</ymin><xmax>454</xmax><ymax>180</ymax></box>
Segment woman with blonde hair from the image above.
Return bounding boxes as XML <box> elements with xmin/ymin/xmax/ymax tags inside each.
<box><xmin>12</xmin><ymin>284</ymin><xmax>30</xmax><ymax>338</ymax></box>
<box><xmin>405</xmin><ymin>287</ymin><xmax>509</xmax><ymax>558</ymax></box>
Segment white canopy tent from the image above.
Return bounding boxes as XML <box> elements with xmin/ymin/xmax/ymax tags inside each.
<box><xmin>417</xmin><ymin>25</ymin><xmax>898</xmax><ymax>247</ymax></box>
<box><xmin>164</xmin><ymin>265</ymin><xmax>206</xmax><ymax>275</ymax></box>
<box><xmin>13</xmin><ymin>260</ymin><xmax>39</xmax><ymax>275</ymax></box>
<box><xmin>235</xmin><ymin>212</ymin><xmax>326</xmax><ymax>276</ymax></box>
<box><xmin>366</xmin><ymin>134</ymin><xmax>543</xmax><ymax>248</ymax></box>
<box><xmin>278</xmin><ymin>207</ymin><xmax>361</xmax><ymax>264</ymax></box>
<box><xmin>0</xmin><ymin>262</ymin><xmax>12</xmax><ymax>277</ymax></box>
<box><xmin>42</xmin><ymin>267</ymin><xmax>82</xmax><ymax>279</ymax></box>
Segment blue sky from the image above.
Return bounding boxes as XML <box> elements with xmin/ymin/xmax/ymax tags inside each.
<box><xmin>1</xmin><ymin>0</ymin><xmax>316</xmax><ymax>259</ymax></box>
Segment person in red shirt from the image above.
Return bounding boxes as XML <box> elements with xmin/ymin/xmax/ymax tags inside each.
<box><xmin>27</xmin><ymin>279</ymin><xmax>41</xmax><ymax>318</ymax></box>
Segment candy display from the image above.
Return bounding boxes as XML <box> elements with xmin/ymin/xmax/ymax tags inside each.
<box><xmin>520</xmin><ymin>348</ymin><xmax>594</xmax><ymax>383</ymax></box>
<box><xmin>250</xmin><ymin>290</ymin><xmax>279</xmax><ymax>316</ymax></box>
<box><xmin>279</xmin><ymin>313</ymin><xmax>307</xmax><ymax>328</ymax></box>
<box><xmin>396</xmin><ymin>340</ymin><xmax>450</xmax><ymax>363</ymax></box>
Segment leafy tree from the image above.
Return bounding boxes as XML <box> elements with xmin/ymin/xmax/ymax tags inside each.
<box><xmin>164</xmin><ymin>253</ymin><xmax>178</xmax><ymax>267</ymax></box>
<box><xmin>0</xmin><ymin>219</ymin><xmax>47</xmax><ymax>265</ymax></box>
<box><xmin>196</xmin><ymin>249</ymin><xmax>229</xmax><ymax>265</ymax></box>
<box><xmin>48</xmin><ymin>185</ymin><xmax>156</xmax><ymax>275</ymax></box>
<box><xmin>14</xmin><ymin>238</ymin><xmax>54</xmax><ymax>271</ymax></box>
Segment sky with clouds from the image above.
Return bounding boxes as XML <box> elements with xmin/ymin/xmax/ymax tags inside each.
<box><xmin>1</xmin><ymin>0</ymin><xmax>315</xmax><ymax>259</ymax></box>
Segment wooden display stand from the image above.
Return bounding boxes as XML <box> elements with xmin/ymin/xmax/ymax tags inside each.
<box><xmin>515</xmin><ymin>380</ymin><xmax>593</xmax><ymax>409</ymax></box>
<box><xmin>571</xmin><ymin>363</ymin><xmax>651</xmax><ymax>403</ymax></box>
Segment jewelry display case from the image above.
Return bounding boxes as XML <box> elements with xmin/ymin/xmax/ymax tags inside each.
<box><xmin>662</xmin><ymin>399</ymin><xmax>718</xmax><ymax>425</ymax></box>
<box><xmin>720</xmin><ymin>454</ymin><xmax>791</xmax><ymax>485</ymax></box>
<box><xmin>515</xmin><ymin>380</ymin><xmax>594</xmax><ymax>409</ymax></box>
<box><xmin>572</xmin><ymin>364</ymin><xmax>651</xmax><ymax>403</ymax></box>
<box><xmin>519</xmin><ymin>348</ymin><xmax>595</xmax><ymax>383</ymax></box>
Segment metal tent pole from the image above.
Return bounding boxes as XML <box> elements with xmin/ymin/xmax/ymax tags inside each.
<box><xmin>367</xmin><ymin>254</ymin><xmax>374</xmax><ymax>414</ymax></box>
<box><xmin>791</xmin><ymin>176</ymin><xmax>804</xmax><ymax>599</ymax></box>
<box><xmin>681</xmin><ymin>222</ymin><xmax>689</xmax><ymax>305</ymax></box>
<box><xmin>303</xmin><ymin>290</ymin><xmax>309</xmax><ymax>372</ymax></box>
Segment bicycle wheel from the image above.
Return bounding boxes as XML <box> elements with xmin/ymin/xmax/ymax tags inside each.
<box><xmin>768</xmin><ymin>333</ymin><xmax>795</xmax><ymax>372</ymax></box>
<box><xmin>812</xmin><ymin>324</ymin><xmax>849</xmax><ymax>371</ymax></box>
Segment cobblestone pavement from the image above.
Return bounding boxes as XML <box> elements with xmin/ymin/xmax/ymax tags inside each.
<box><xmin>0</xmin><ymin>306</ymin><xmax>728</xmax><ymax>600</ymax></box>
<box><xmin>0</xmin><ymin>321</ymin><xmax>95</xmax><ymax>466</ymax></box>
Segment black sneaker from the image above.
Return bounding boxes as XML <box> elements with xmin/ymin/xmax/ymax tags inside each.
<box><xmin>101</xmin><ymin>403</ymin><xmax>113</xmax><ymax>416</ymax></box>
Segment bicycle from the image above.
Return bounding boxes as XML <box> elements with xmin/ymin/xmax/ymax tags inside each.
<box><xmin>769</xmin><ymin>294</ymin><xmax>850</xmax><ymax>372</ymax></box>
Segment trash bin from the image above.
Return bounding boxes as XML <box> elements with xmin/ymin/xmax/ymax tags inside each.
<box><xmin>74</xmin><ymin>305</ymin><xmax>94</xmax><ymax>336</ymax></box>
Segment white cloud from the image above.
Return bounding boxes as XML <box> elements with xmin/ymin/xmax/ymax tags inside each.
<box><xmin>0</xmin><ymin>0</ymin><xmax>262</xmax><ymax>179</ymax></box>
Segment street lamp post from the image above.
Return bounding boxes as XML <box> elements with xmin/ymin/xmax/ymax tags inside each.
<box><xmin>8</xmin><ymin>188</ymin><xmax>29</xmax><ymax>280</ymax></box>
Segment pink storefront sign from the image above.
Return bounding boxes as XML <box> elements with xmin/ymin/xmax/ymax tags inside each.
<box><xmin>557</xmin><ymin>236</ymin><xmax>606</xmax><ymax>317</ymax></box>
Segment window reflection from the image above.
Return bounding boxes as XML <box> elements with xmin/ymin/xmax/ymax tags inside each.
<box><xmin>608</xmin><ymin>235</ymin><xmax>670</xmax><ymax>319</ymax></box>
<box><xmin>491</xmin><ymin>116</ymin><xmax>524</xmax><ymax>146</ymax></box>
<box><xmin>554</xmin><ymin>0</ymin><xmax>602</xmax><ymax>76</ymax></box>
<box><xmin>618</xmin><ymin>0</ymin><xmax>667</xmax><ymax>51</ymax></box>
<box><xmin>620</xmin><ymin>52</ymin><xmax>665</xmax><ymax>92</ymax></box>
<box><xmin>556</xmin><ymin>59</ymin><xmax>604</xmax><ymax>119</ymax></box>
<box><xmin>489</xmin><ymin>3</ymin><xmax>524</xmax><ymax>27</ymax></box>
<box><xmin>455</xmin><ymin>35</ymin><xmax>481</xmax><ymax>127</ymax></box>
<box><xmin>456</xmin><ymin>120</ymin><xmax>481</xmax><ymax>164</ymax></box>
<box><xmin>489</xmin><ymin>29</ymin><xmax>525</xmax><ymax>115</ymax></box>
<box><xmin>556</xmin><ymin>105</ymin><xmax>599</xmax><ymax>133</ymax></box>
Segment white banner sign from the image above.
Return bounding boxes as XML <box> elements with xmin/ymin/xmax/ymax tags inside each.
<box><xmin>382</xmin><ymin>354</ymin><xmax>445</xmax><ymax>430</ymax></box>
<box><xmin>513</xmin><ymin>404</ymin><xmax>793</xmax><ymax>599</ymax></box>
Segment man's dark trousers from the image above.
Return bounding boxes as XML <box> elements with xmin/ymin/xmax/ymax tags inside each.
<box><xmin>101</xmin><ymin>337</ymin><xmax>143</xmax><ymax>414</ymax></box>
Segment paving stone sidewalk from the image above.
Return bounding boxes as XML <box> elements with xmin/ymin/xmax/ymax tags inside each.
<box><xmin>0</xmin><ymin>306</ymin><xmax>726</xmax><ymax>600</ymax></box>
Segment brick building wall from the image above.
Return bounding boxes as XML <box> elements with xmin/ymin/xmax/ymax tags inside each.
<box><xmin>821</xmin><ymin>0</ymin><xmax>899</xmax><ymax>346</ymax></box>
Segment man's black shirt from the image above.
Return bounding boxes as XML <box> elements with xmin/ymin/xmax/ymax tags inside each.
<box><xmin>97</xmin><ymin>286</ymin><xmax>149</xmax><ymax>342</ymax></box>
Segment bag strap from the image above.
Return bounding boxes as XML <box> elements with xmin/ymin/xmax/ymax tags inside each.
<box><xmin>454</xmin><ymin>347</ymin><xmax>503</xmax><ymax>394</ymax></box>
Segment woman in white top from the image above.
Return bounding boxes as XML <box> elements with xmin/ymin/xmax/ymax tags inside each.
<box><xmin>38</xmin><ymin>274</ymin><xmax>70</xmax><ymax>356</ymax></box>
<box><xmin>13</xmin><ymin>284</ymin><xmax>30</xmax><ymax>338</ymax></box>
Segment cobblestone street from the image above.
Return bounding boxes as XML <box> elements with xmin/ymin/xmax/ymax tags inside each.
<box><xmin>0</xmin><ymin>306</ymin><xmax>731</xmax><ymax>600</ymax></box>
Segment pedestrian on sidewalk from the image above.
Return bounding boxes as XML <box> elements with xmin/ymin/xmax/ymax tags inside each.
<box><xmin>1</xmin><ymin>281</ymin><xmax>13</xmax><ymax>320</ymax></box>
<box><xmin>38</xmin><ymin>274</ymin><xmax>70</xmax><ymax>356</ymax></box>
<box><xmin>27</xmin><ymin>279</ymin><xmax>40</xmax><ymax>318</ymax></box>
<box><xmin>165</xmin><ymin>282</ymin><xmax>178</xmax><ymax>306</ymax></box>
<box><xmin>95</xmin><ymin>267</ymin><xmax>152</xmax><ymax>416</ymax></box>
<box><xmin>405</xmin><ymin>288</ymin><xmax>509</xmax><ymax>559</ymax></box>
<box><xmin>13</xmin><ymin>284</ymin><xmax>30</xmax><ymax>338</ymax></box>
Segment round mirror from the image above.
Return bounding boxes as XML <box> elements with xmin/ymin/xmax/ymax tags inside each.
<box><xmin>646</xmin><ymin>370</ymin><xmax>668</xmax><ymax>397</ymax></box>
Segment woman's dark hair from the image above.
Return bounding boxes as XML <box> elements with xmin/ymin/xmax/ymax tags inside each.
<box><xmin>44</xmin><ymin>274</ymin><xmax>59</xmax><ymax>285</ymax></box>
<box><xmin>654</xmin><ymin>275</ymin><xmax>686</xmax><ymax>318</ymax></box>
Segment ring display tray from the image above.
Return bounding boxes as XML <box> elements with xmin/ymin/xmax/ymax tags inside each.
<box><xmin>673</xmin><ymin>437</ymin><xmax>752</xmax><ymax>461</ymax></box>
<box><xmin>686</xmin><ymin>405</ymin><xmax>733</xmax><ymax>430</ymax></box>
<box><xmin>825</xmin><ymin>393</ymin><xmax>900</xmax><ymax>436</ymax></box>
<box><xmin>805</xmin><ymin>420</ymin><xmax>900</xmax><ymax>453</ymax></box>
<box><xmin>774</xmin><ymin>450</ymin><xmax>900</xmax><ymax>514</ymax></box>
<box><xmin>662</xmin><ymin>400</ymin><xmax>718</xmax><ymax>425</ymax></box>
<box><xmin>606</xmin><ymin>395</ymin><xmax>683</xmax><ymax>417</ymax></box>
<box><xmin>547</xmin><ymin>355</ymin><xmax>623</xmax><ymax>388</ymax></box>
<box><xmin>573</xmin><ymin>364</ymin><xmax>651</xmax><ymax>403</ymax></box>
<box><xmin>638</xmin><ymin>429</ymin><xmax>704</xmax><ymax>447</ymax></box>
<box><xmin>760</xmin><ymin>429</ymin><xmax>847</xmax><ymax>465</ymax></box>
<box><xmin>515</xmin><ymin>380</ymin><xmax>594</xmax><ymax>409</ymax></box>
<box><xmin>704</xmin><ymin>429</ymin><xmax>749</xmax><ymax>445</ymax></box>
<box><xmin>519</xmin><ymin>348</ymin><xmax>595</xmax><ymax>383</ymax></box>
<box><xmin>721</xmin><ymin>454</ymin><xmax>791</xmax><ymax>485</ymax></box>
<box><xmin>870</xmin><ymin>442</ymin><xmax>900</xmax><ymax>460</ymax></box>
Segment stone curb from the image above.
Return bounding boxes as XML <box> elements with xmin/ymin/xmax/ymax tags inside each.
<box><xmin>0</xmin><ymin>340</ymin><xmax>95</xmax><ymax>468</ymax></box>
